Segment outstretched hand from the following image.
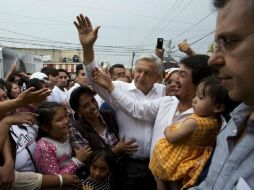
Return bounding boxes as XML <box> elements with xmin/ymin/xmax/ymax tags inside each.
<box><xmin>92</xmin><ymin>67</ymin><xmax>114</xmax><ymax>93</ymax></box>
<box><xmin>17</xmin><ymin>87</ymin><xmax>51</xmax><ymax>106</ymax></box>
<box><xmin>74</xmin><ymin>14</ymin><xmax>100</xmax><ymax>48</ymax></box>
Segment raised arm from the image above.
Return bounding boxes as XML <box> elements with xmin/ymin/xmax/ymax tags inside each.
<box><xmin>74</xmin><ymin>14</ymin><xmax>100</xmax><ymax>65</ymax></box>
<box><xmin>73</xmin><ymin>13</ymin><xmax>116</xmax><ymax>106</ymax></box>
<box><xmin>0</xmin><ymin>87</ymin><xmax>50</xmax><ymax>118</ymax></box>
<box><xmin>74</xmin><ymin>14</ymin><xmax>122</xmax><ymax>108</ymax></box>
<box><xmin>91</xmin><ymin>68</ymin><xmax>170</xmax><ymax>121</ymax></box>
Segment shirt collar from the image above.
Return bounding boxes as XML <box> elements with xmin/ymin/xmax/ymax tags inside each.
<box><xmin>226</xmin><ymin>103</ymin><xmax>254</xmax><ymax>137</ymax></box>
<box><xmin>230</xmin><ymin>103</ymin><xmax>254</xmax><ymax>127</ymax></box>
<box><xmin>128</xmin><ymin>80</ymin><xmax>161</xmax><ymax>96</ymax></box>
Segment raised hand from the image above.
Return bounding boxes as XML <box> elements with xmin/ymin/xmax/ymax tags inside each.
<box><xmin>178</xmin><ymin>39</ymin><xmax>195</xmax><ymax>56</ymax></box>
<box><xmin>11</xmin><ymin>64</ymin><xmax>17</xmax><ymax>73</ymax></box>
<box><xmin>155</xmin><ymin>47</ymin><xmax>164</xmax><ymax>62</ymax></box>
<box><xmin>74</xmin><ymin>14</ymin><xmax>100</xmax><ymax>48</ymax></box>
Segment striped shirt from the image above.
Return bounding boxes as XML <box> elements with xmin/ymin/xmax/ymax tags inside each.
<box><xmin>82</xmin><ymin>176</ymin><xmax>111</xmax><ymax>190</ymax></box>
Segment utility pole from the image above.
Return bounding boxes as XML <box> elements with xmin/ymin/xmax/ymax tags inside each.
<box><xmin>131</xmin><ymin>52</ymin><xmax>135</xmax><ymax>71</ymax></box>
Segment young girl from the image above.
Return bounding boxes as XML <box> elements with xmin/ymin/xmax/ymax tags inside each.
<box><xmin>81</xmin><ymin>149</ymin><xmax>114</xmax><ymax>190</ymax></box>
<box><xmin>34</xmin><ymin>102</ymin><xmax>90</xmax><ymax>175</ymax></box>
<box><xmin>149</xmin><ymin>76</ymin><xmax>228</xmax><ymax>190</ymax></box>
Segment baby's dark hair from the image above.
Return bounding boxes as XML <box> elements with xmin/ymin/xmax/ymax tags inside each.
<box><xmin>36</xmin><ymin>101</ymin><xmax>64</xmax><ymax>140</ymax></box>
<box><xmin>198</xmin><ymin>76</ymin><xmax>237</xmax><ymax>120</ymax></box>
<box><xmin>199</xmin><ymin>76</ymin><xmax>228</xmax><ymax>106</ymax></box>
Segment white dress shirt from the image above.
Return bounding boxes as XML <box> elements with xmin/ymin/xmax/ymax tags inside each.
<box><xmin>85</xmin><ymin>61</ymin><xmax>166</xmax><ymax>159</ymax></box>
<box><xmin>110</xmin><ymin>87</ymin><xmax>193</xmax><ymax>158</ymax></box>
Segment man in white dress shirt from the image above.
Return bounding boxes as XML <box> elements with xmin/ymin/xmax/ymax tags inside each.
<box><xmin>74</xmin><ymin>14</ymin><xmax>165</xmax><ymax>190</ymax></box>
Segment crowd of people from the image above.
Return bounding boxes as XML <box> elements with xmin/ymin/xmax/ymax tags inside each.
<box><xmin>0</xmin><ymin>0</ymin><xmax>254</xmax><ymax>189</ymax></box>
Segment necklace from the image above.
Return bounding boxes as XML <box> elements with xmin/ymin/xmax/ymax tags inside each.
<box><xmin>174</xmin><ymin>104</ymin><xmax>187</xmax><ymax>117</ymax></box>
<box><xmin>174</xmin><ymin>109</ymin><xmax>181</xmax><ymax>117</ymax></box>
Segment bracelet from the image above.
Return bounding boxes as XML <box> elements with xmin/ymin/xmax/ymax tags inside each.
<box><xmin>57</xmin><ymin>174</ymin><xmax>63</xmax><ymax>187</ymax></box>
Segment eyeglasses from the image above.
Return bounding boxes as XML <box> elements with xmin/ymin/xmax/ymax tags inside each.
<box><xmin>214</xmin><ymin>31</ymin><xmax>254</xmax><ymax>53</ymax></box>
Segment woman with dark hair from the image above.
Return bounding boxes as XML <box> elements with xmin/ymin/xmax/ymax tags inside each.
<box><xmin>69</xmin><ymin>86</ymin><xmax>138</xmax><ymax>190</ymax></box>
<box><xmin>5</xmin><ymin>81</ymin><xmax>21</xmax><ymax>99</ymax></box>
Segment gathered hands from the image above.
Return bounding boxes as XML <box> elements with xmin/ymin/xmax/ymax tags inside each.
<box><xmin>91</xmin><ymin>67</ymin><xmax>115</xmax><ymax>93</ymax></box>
<box><xmin>113</xmin><ymin>137</ymin><xmax>139</xmax><ymax>156</ymax></box>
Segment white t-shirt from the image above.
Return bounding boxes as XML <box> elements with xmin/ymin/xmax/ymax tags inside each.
<box><xmin>51</xmin><ymin>86</ymin><xmax>68</xmax><ymax>104</ymax></box>
<box><xmin>10</xmin><ymin>125</ymin><xmax>38</xmax><ymax>172</ymax></box>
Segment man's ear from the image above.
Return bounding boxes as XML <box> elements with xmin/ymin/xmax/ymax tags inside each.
<box><xmin>213</xmin><ymin>103</ymin><xmax>225</xmax><ymax>113</ymax></box>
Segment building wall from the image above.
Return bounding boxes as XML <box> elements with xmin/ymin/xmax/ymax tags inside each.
<box><xmin>10</xmin><ymin>47</ymin><xmax>83</xmax><ymax>63</ymax></box>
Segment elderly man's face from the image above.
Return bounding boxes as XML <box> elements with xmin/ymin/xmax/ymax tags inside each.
<box><xmin>208</xmin><ymin>0</ymin><xmax>254</xmax><ymax>106</ymax></box>
<box><xmin>133</xmin><ymin>60</ymin><xmax>160</xmax><ymax>95</ymax></box>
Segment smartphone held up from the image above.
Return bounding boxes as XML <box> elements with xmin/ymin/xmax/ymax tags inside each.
<box><xmin>156</xmin><ymin>38</ymin><xmax>164</xmax><ymax>49</ymax></box>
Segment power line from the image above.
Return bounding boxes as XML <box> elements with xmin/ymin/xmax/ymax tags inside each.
<box><xmin>35</xmin><ymin>0</ymin><xmax>161</xmax><ymax>20</ymax></box>
<box><xmin>171</xmin><ymin>30</ymin><xmax>215</xmax><ymax>53</ymax></box>
<box><xmin>0</xmin><ymin>36</ymin><xmax>154</xmax><ymax>53</ymax></box>
<box><xmin>154</xmin><ymin>0</ymin><xmax>193</xmax><ymax>38</ymax></box>
<box><xmin>138</xmin><ymin>0</ymin><xmax>179</xmax><ymax>45</ymax></box>
<box><xmin>173</xmin><ymin>11</ymin><xmax>215</xmax><ymax>39</ymax></box>
<box><xmin>0</xmin><ymin>27</ymin><xmax>152</xmax><ymax>50</ymax></box>
<box><xmin>0</xmin><ymin>11</ymin><xmax>69</xmax><ymax>24</ymax></box>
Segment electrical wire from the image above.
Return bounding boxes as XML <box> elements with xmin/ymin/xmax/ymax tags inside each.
<box><xmin>171</xmin><ymin>30</ymin><xmax>215</xmax><ymax>53</ymax></box>
<box><xmin>173</xmin><ymin>11</ymin><xmax>215</xmax><ymax>39</ymax></box>
<box><xmin>138</xmin><ymin>0</ymin><xmax>180</xmax><ymax>46</ymax></box>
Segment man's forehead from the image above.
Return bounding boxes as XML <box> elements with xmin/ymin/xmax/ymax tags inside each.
<box><xmin>114</xmin><ymin>67</ymin><xmax>125</xmax><ymax>72</ymax></box>
<box><xmin>216</xmin><ymin>0</ymin><xmax>254</xmax><ymax>34</ymax></box>
<box><xmin>59</xmin><ymin>72</ymin><xmax>67</xmax><ymax>76</ymax></box>
<box><xmin>179</xmin><ymin>64</ymin><xmax>191</xmax><ymax>72</ymax></box>
<box><xmin>136</xmin><ymin>60</ymin><xmax>157</xmax><ymax>70</ymax></box>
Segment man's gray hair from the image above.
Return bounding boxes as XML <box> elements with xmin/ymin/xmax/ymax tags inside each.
<box><xmin>134</xmin><ymin>53</ymin><xmax>163</xmax><ymax>74</ymax></box>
